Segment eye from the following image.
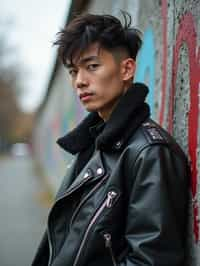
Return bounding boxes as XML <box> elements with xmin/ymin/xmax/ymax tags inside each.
<box><xmin>87</xmin><ymin>64</ymin><xmax>99</xmax><ymax>71</ymax></box>
<box><xmin>68</xmin><ymin>69</ymin><xmax>77</xmax><ymax>77</ymax></box>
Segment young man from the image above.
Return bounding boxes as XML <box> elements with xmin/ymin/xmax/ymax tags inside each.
<box><xmin>32</xmin><ymin>12</ymin><xmax>189</xmax><ymax>266</ymax></box>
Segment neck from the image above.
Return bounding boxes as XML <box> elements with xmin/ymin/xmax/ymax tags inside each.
<box><xmin>98</xmin><ymin>101</ymin><xmax>118</xmax><ymax>121</ymax></box>
<box><xmin>98</xmin><ymin>84</ymin><xmax>131</xmax><ymax>121</ymax></box>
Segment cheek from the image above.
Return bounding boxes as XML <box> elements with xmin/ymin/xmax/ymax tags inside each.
<box><xmin>97</xmin><ymin>68</ymin><xmax>122</xmax><ymax>89</ymax></box>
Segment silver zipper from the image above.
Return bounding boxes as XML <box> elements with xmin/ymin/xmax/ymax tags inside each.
<box><xmin>104</xmin><ymin>233</ymin><xmax>117</xmax><ymax>266</ymax></box>
<box><xmin>69</xmin><ymin>175</ymin><xmax>109</xmax><ymax>229</ymax></box>
<box><xmin>47</xmin><ymin>180</ymin><xmax>91</xmax><ymax>266</ymax></box>
<box><xmin>73</xmin><ymin>190</ymin><xmax>118</xmax><ymax>266</ymax></box>
<box><xmin>106</xmin><ymin>191</ymin><xmax>117</xmax><ymax>208</ymax></box>
<box><xmin>47</xmin><ymin>173</ymin><xmax>108</xmax><ymax>266</ymax></box>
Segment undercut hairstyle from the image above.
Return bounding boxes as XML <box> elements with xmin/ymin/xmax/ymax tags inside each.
<box><xmin>54</xmin><ymin>11</ymin><xmax>143</xmax><ymax>67</ymax></box>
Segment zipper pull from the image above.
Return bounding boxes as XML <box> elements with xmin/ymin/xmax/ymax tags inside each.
<box><xmin>106</xmin><ymin>191</ymin><xmax>117</xmax><ymax>208</ymax></box>
<box><xmin>104</xmin><ymin>233</ymin><xmax>117</xmax><ymax>266</ymax></box>
<box><xmin>104</xmin><ymin>233</ymin><xmax>112</xmax><ymax>248</ymax></box>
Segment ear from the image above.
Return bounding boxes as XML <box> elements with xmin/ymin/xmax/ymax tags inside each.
<box><xmin>121</xmin><ymin>58</ymin><xmax>136</xmax><ymax>81</ymax></box>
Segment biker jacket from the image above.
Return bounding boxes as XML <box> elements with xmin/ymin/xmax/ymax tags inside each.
<box><xmin>32</xmin><ymin>83</ymin><xmax>189</xmax><ymax>266</ymax></box>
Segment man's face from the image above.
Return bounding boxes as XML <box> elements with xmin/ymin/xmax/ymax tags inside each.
<box><xmin>67</xmin><ymin>43</ymin><xmax>134</xmax><ymax>120</ymax></box>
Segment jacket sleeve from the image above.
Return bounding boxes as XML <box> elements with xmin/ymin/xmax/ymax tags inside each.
<box><xmin>31</xmin><ymin>230</ymin><xmax>49</xmax><ymax>266</ymax></box>
<box><xmin>119</xmin><ymin>144</ymin><xmax>188</xmax><ymax>266</ymax></box>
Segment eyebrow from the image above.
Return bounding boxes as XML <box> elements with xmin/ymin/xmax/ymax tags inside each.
<box><xmin>66</xmin><ymin>56</ymin><xmax>99</xmax><ymax>68</ymax></box>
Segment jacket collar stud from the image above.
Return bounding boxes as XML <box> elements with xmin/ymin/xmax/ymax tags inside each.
<box><xmin>114</xmin><ymin>140</ymin><xmax>123</xmax><ymax>150</ymax></box>
<box><xmin>96</xmin><ymin>167</ymin><xmax>103</xmax><ymax>176</ymax></box>
<box><xmin>83</xmin><ymin>172</ymin><xmax>90</xmax><ymax>179</ymax></box>
<box><xmin>83</xmin><ymin>168</ymin><xmax>93</xmax><ymax>179</ymax></box>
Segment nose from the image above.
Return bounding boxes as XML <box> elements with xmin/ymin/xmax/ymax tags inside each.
<box><xmin>75</xmin><ymin>69</ymin><xmax>88</xmax><ymax>89</ymax></box>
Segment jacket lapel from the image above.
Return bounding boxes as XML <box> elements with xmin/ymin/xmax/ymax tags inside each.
<box><xmin>57</xmin><ymin>151</ymin><xmax>107</xmax><ymax>200</ymax></box>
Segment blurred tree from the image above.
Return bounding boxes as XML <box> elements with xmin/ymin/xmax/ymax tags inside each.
<box><xmin>0</xmin><ymin>79</ymin><xmax>19</xmax><ymax>138</ymax></box>
<box><xmin>0</xmin><ymin>18</ymin><xmax>34</xmax><ymax>150</ymax></box>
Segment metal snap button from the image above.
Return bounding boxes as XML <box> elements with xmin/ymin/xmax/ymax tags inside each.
<box><xmin>96</xmin><ymin>167</ymin><xmax>103</xmax><ymax>175</ymax></box>
<box><xmin>83</xmin><ymin>171</ymin><xmax>90</xmax><ymax>179</ymax></box>
<box><xmin>143</xmin><ymin>122</ymin><xmax>151</xmax><ymax>127</ymax></box>
<box><xmin>115</xmin><ymin>141</ymin><xmax>122</xmax><ymax>149</ymax></box>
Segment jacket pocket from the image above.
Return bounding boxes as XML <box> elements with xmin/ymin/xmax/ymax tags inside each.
<box><xmin>73</xmin><ymin>189</ymin><xmax>120</xmax><ymax>266</ymax></box>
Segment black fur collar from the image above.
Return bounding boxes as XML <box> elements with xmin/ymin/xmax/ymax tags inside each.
<box><xmin>57</xmin><ymin>82</ymin><xmax>150</xmax><ymax>154</ymax></box>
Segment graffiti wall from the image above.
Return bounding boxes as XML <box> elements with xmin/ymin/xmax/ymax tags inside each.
<box><xmin>33</xmin><ymin>0</ymin><xmax>200</xmax><ymax>264</ymax></box>
<box><xmin>133</xmin><ymin>1</ymin><xmax>200</xmax><ymax>264</ymax></box>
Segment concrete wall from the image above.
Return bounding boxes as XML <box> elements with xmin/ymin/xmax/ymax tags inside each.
<box><xmin>33</xmin><ymin>0</ymin><xmax>200</xmax><ymax>264</ymax></box>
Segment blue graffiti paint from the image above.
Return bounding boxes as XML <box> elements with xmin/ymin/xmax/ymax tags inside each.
<box><xmin>135</xmin><ymin>28</ymin><xmax>155</xmax><ymax>116</ymax></box>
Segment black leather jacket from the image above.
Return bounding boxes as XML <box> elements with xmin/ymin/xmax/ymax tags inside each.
<box><xmin>32</xmin><ymin>83</ymin><xmax>189</xmax><ymax>266</ymax></box>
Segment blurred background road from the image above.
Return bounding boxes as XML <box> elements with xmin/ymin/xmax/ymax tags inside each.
<box><xmin>0</xmin><ymin>153</ymin><xmax>52</xmax><ymax>266</ymax></box>
<box><xmin>0</xmin><ymin>1</ymin><xmax>68</xmax><ymax>263</ymax></box>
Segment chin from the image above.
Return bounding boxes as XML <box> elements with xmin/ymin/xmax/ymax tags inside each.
<box><xmin>84</xmin><ymin>105</ymin><xmax>99</xmax><ymax>113</ymax></box>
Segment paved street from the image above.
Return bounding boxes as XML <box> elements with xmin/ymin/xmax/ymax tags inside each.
<box><xmin>0</xmin><ymin>155</ymin><xmax>51</xmax><ymax>266</ymax></box>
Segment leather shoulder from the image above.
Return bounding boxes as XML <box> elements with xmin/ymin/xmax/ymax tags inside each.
<box><xmin>126</xmin><ymin>119</ymin><xmax>168</xmax><ymax>153</ymax></box>
<box><xmin>141</xmin><ymin>119</ymin><xmax>168</xmax><ymax>145</ymax></box>
<box><xmin>127</xmin><ymin>118</ymin><xmax>187</xmax><ymax>164</ymax></box>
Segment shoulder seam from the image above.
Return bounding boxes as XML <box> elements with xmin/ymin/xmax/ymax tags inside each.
<box><xmin>141</xmin><ymin>121</ymin><xmax>168</xmax><ymax>144</ymax></box>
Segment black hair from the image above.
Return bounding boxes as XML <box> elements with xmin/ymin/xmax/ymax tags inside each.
<box><xmin>54</xmin><ymin>11</ymin><xmax>142</xmax><ymax>66</ymax></box>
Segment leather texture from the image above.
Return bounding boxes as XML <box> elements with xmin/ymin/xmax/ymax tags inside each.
<box><xmin>32</xmin><ymin>83</ymin><xmax>189</xmax><ymax>266</ymax></box>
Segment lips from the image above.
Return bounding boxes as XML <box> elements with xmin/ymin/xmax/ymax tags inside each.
<box><xmin>79</xmin><ymin>92</ymin><xmax>94</xmax><ymax>101</ymax></box>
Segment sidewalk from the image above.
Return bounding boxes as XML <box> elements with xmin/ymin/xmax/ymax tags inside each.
<box><xmin>0</xmin><ymin>154</ymin><xmax>52</xmax><ymax>266</ymax></box>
